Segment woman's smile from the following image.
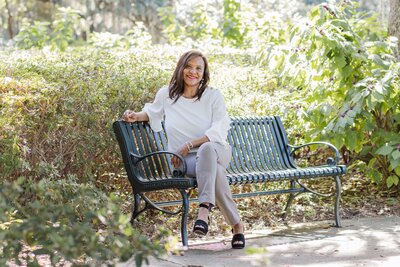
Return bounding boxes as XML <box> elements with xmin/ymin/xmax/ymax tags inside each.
<box><xmin>183</xmin><ymin>56</ymin><xmax>204</xmax><ymax>89</ymax></box>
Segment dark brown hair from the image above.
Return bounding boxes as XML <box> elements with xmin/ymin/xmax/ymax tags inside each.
<box><xmin>168</xmin><ymin>50</ymin><xmax>210</xmax><ymax>102</ymax></box>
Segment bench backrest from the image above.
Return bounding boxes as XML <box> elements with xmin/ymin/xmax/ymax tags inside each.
<box><xmin>113</xmin><ymin>116</ymin><xmax>296</xmax><ymax>187</ymax></box>
<box><xmin>227</xmin><ymin>117</ymin><xmax>296</xmax><ymax>174</ymax></box>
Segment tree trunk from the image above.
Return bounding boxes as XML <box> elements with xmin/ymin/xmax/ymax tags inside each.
<box><xmin>5</xmin><ymin>0</ymin><xmax>14</xmax><ymax>39</ymax></box>
<box><xmin>389</xmin><ymin>0</ymin><xmax>400</xmax><ymax>58</ymax></box>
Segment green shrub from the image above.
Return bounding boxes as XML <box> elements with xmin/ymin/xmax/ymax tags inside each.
<box><xmin>258</xmin><ymin>1</ymin><xmax>400</xmax><ymax>188</ymax></box>
<box><xmin>0</xmin><ymin>46</ymin><xmax>173</xmax><ymax>185</ymax></box>
<box><xmin>0</xmin><ymin>177</ymin><xmax>168</xmax><ymax>266</ymax></box>
<box><xmin>14</xmin><ymin>7</ymin><xmax>80</xmax><ymax>51</ymax></box>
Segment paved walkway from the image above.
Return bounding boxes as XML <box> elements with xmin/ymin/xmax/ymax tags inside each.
<box><xmin>137</xmin><ymin>216</ymin><xmax>400</xmax><ymax>267</ymax></box>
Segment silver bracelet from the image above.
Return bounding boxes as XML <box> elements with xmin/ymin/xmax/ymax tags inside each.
<box><xmin>188</xmin><ymin>141</ymin><xmax>194</xmax><ymax>149</ymax></box>
<box><xmin>185</xmin><ymin>141</ymin><xmax>193</xmax><ymax>151</ymax></box>
<box><xmin>185</xmin><ymin>142</ymin><xmax>191</xmax><ymax>151</ymax></box>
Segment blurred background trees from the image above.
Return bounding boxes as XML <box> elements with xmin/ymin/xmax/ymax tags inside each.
<box><xmin>388</xmin><ymin>0</ymin><xmax>400</xmax><ymax>57</ymax></box>
<box><xmin>0</xmin><ymin>0</ymin><xmax>391</xmax><ymax>45</ymax></box>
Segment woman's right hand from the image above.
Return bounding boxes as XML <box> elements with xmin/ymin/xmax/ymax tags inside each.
<box><xmin>122</xmin><ymin>110</ymin><xmax>138</xmax><ymax>122</ymax></box>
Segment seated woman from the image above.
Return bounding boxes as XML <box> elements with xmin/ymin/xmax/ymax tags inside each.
<box><xmin>122</xmin><ymin>50</ymin><xmax>245</xmax><ymax>249</ymax></box>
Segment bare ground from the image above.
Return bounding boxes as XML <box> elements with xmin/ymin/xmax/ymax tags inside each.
<box><xmin>133</xmin><ymin>168</ymin><xmax>400</xmax><ymax>242</ymax></box>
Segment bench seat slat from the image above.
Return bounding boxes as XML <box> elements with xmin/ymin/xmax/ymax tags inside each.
<box><xmin>227</xmin><ymin>165</ymin><xmax>345</xmax><ymax>184</ymax></box>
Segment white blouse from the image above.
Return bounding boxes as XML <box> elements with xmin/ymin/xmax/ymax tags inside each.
<box><xmin>142</xmin><ymin>86</ymin><xmax>231</xmax><ymax>152</ymax></box>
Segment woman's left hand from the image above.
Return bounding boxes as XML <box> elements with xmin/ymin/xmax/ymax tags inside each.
<box><xmin>171</xmin><ymin>143</ymin><xmax>190</xmax><ymax>168</ymax></box>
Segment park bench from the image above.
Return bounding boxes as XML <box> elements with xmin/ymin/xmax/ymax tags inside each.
<box><xmin>113</xmin><ymin>116</ymin><xmax>346</xmax><ymax>247</ymax></box>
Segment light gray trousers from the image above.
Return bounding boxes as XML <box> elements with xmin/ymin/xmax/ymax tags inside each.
<box><xmin>184</xmin><ymin>142</ymin><xmax>240</xmax><ymax>226</ymax></box>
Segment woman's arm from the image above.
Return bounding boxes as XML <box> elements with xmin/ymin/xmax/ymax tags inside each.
<box><xmin>171</xmin><ymin>135</ymin><xmax>210</xmax><ymax>168</ymax></box>
<box><xmin>122</xmin><ymin>110</ymin><xmax>149</xmax><ymax>122</ymax></box>
<box><xmin>204</xmin><ymin>89</ymin><xmax>231</xmax><ymax>143</ymax></box>
<box><xmin>189</xmin><ymin>135</ymin><xmax>210</xmax><ymax>149</ymax></box>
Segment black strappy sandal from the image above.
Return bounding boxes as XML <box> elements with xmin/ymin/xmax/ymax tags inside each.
<box><xmin>231</xmin><ymin>224</ymin><xmax>245</xmax><ymax>249</ymax></box>
<box><xmin>193</xmin><ymin>203</ymin><xmax>212</xmax><ymax>236</ymax></box>
<box><xmin>231</xmin><ymin>233</ymin><xmax>245</xmax><ymax>249</ymax></box>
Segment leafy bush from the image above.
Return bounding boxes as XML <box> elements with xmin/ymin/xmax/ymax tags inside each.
<box><xmin>159</xmin><ymin>0</ymin><xmax>249</xmax><ymax>47</ymax></box>
<box><xmin>0</xmin><ymin>177</ymin><xmax>168</xmax><ymax>266</ymax></box>
<box><xmin>259</xmin><ymin>1</ymin><xmax>400</xmax><ymax>188</ymax></box>
<box><xmin>14</xmin><ymin>7</ymin><xmax>81</xmax><ymax>51</ymax></box>
<box><xmin>0</xmin><ymin>46</ymin><xmax>173</xmax><ymax>185</ymax></box>
<box><xmin>88</xmin><ymin>22</ymin><xmax>153</xmax><ymax>49</ymax></box>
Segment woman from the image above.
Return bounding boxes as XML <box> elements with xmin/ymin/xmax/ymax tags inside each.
<box><xmin>122</xmin><ymin>50</ymin><xmax>245</xmax><ymax>249</ymax></box>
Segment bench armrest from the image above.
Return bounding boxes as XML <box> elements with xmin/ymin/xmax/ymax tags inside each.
<box><xmin>130</xmin><ymin>151</ymin><xmax>187</xmax><ymax>177</ymax></box>
<box><xmin>288</xmin><ymin>141</ymin><xmax>340</xmax><ymax>166</ymax></box>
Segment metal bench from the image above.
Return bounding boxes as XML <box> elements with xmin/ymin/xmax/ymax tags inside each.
<box><xmin>113</xmin><ymin>116</ymin><xmax>346</xmax><ymax>246</ymax></box>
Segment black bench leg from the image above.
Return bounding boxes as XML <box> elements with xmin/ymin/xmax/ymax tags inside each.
<box><xmin>131</xmin><ymin>193</ymin><xmax>142</xmax><ymax>224</ymax></box>
<box><xmin>282</xmin><ymin>180</ymin><xmax>297</xmax><ymax>220</ymax></box>
<box><xmin>283</xmin><ymin>193</ymin><xmax>295</xmax><ymax>220</ymax></box>
<box><xmin>333</xmin><ymin>175</ymin><xmax>342</xmax><ymax>227</ymax></box>
<box><xmin>179</xmin><ymin>189</ymin><xmax>190</xmax><ymax>247</ymax></box>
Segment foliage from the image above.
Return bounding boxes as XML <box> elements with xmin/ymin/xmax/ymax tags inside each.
<box><xmin>0</xmin><ymin>177</ymin><xmax>168</xmax><ymax>266</ymax></box>
<box><xmin>49</xmin><ymin>7</ymin><xmax>81</xmax><ymax>51</ymax></box>
<box><xmin>0</xmin><ymin>46</ymin><xmax>173</xmax><ymax>184</ymax></box>
<box><xmin>259</xmin><ymin>1</ymin><xmax>400</xmax><ymax>188</ymax></box>
<box><xmin>159</xmin><ymin>0</ymin><xmax>249</xmax><ymax>47</ymax></box>
<box><xmin>0</xmin><ymin>0</ymin><xmax>386</xmax><ymax>44</ymax></box>
<box><xmin>13</xmin><ymin>19</ymin><xmax>50</xmax><ymax>49</ymax></box>
<box><xmin>221</xmin><ymin>0</ymin><xmax>247</xmax><ymax>46</ymax></box>
<box><xmin>88</xmin><ymin>22</ymin><xmax>153</xmax><ymax>49</ymax></box>
<box><xmin>158</xmin><ymin>1</ymin><xmax>220</xmax><ymax>45</ymax></box>
<box><xmin>14</xmin><ymin>7</ymin><xmax>80</xmax><ymax>51</ymax></box>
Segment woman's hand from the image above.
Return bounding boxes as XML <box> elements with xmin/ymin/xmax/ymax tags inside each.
<box><xmin>122</xmin><ymin>110</ymin><xmax>138</xmax><ymax>122</ymax></box>
<box><xmin>171</xmin><ymin>143</ymin><xmax>191</xmax><ymax>168</ymax></box>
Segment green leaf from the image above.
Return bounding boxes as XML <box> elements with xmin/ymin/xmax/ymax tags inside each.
<box><xmin>368</xmin><ymin>169</ymin><xmax>382</xmax><ymax>183</ymax></box>
<box><xmin>369</xmin><ymin>54</ymin><xmax>390</xmax><ymax>68</ymax></box>
<box><xmin>368</xmin><ymin>158</ymin><xmax>377</xmax><ymax>168</ymax></box>
<box><xmin>386</xmin><ymin>175</ymin><xmax>399</xmax><ymax>188</ymax></box>
<box><xmin>345</xmin><ymin>130</ymin><xmax>358</xmax><ymax>151</ymax></box>
<box><xmin>375</xmin><ymin>82</ymin><xmax>384</xmax><ymax>94</ymax></box>
<box><xmin>375</xmin><ymin>144</ymin><xmax>393</xmax><ymax>155</ymax></box>
<box><xmin>395</xmin><ymin>166</ymin><xmax>400</xmax><ymax>176</ymax></box>
<box><xmin>389</xmin><ymin>157</ymin><xmax>400</xmax><ymax>169</ymax></box>
<box><xmin>336</xmin><ymin>54</ymin><xmax>346</xmax><ymax>68</ymax></box>
<box><xmin>391</xmin><ymin>149</ymin><xmax>400</xmax><ymax>160</ymax></box>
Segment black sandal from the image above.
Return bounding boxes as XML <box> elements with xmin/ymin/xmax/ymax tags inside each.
<box><xmin>231</xmin><ymin>233</ymin><xmax>245</xmax><ymax>249</ymax></box>
<box><xmin>193</xmin><ymin>203</ymin><xmax>212</xmax><ymax>236</ymax></box>
<box><xmin>231</xmin><ymin>224</ymin><xmax>245</xmax><ymax>249</ymax></box>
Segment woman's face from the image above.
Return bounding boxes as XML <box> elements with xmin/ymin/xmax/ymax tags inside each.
<box><xmin>183</xmin><ymin>56</ymin><xmax>205</xmax><ymax>90</ymax></box>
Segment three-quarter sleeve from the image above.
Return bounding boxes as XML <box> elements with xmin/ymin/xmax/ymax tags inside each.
<box><xmin>205</xmin><ymin>90</ymin><xmax>231</xmax><ymax>143</ymax></box>
<box><xmin>142</xmin><ymin>87</ymin><xmax>167</xmax><ymax>132</ymax></box>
